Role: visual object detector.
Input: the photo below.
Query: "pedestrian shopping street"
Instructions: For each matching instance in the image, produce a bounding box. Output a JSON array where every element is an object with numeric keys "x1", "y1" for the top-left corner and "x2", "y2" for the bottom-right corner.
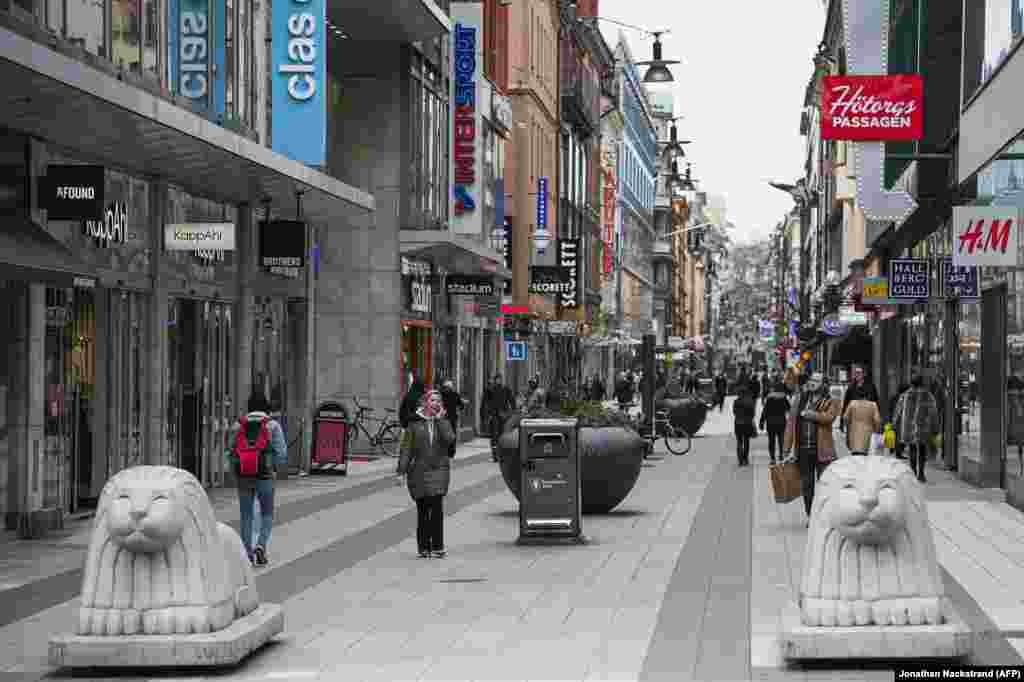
[{"x1": 2, "y1": 402, "x2": 1023, "y2": 682}]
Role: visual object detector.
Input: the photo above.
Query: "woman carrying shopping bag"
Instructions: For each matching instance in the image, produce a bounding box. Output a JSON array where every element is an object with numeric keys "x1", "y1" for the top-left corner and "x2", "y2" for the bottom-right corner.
[
  {"x1": 396, "y1": 390, "x2": 456, "y2": 558},
  {"x1": 783, "y1": 372, "x2": 841, "y2": 523}
]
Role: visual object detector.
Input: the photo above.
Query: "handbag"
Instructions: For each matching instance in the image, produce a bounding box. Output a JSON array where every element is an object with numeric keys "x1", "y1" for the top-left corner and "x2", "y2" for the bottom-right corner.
[
  {"x1": 769, "y1": 461, "x2": 801, "y2": 503},
  {"x1": 869, "y1": 432, "x2": 885, "y2": 457}
]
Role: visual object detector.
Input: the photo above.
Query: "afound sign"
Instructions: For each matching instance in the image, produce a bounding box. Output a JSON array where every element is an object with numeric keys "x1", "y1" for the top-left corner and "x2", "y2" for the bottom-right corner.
[{"x1": 43, "y1": 165, "x2": 105, "y2": 220}]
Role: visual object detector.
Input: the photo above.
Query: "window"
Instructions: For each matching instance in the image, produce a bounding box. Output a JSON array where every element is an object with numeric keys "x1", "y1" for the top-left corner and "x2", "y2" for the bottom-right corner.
[
  {"x1": 408, "y1": 49, "x2": 449, "y2": 229},
  {"x1": 111, "y1": 0, "x2": 142, "y2": 74},
  {"x1": 142, "y1": 0, "x2": 159, "y2": 79}
]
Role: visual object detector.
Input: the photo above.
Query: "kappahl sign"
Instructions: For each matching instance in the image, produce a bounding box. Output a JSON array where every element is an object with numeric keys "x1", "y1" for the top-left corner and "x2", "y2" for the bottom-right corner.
[
  {"x1": 271, "y1": 0, "x2": 326, "y2": 165},
  {"x1": 820, "y1": 75, "x2": 923, "y2": 141}
]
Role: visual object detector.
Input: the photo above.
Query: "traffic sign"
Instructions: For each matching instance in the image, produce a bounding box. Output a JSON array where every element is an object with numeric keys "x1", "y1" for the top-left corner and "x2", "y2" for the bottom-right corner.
[{"x1": 506, "y1": 341, "x2": 528, "y2": 361}]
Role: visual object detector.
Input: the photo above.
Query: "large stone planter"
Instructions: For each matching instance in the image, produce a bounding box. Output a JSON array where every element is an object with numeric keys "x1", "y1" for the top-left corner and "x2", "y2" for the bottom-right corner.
[
  {"x1": 655, "y1": 393, "x2": 709, "y2": 436},
  {"x1": 497, "y1": 425, "x2": 646, "y2": 514}
]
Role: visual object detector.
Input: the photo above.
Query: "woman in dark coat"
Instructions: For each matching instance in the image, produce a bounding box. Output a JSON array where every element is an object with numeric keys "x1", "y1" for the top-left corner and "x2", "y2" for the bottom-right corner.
[
  {"x1": 733, "y1": 387, "x2": 757, "y2": 467},
  {"x1": 396, "y1": 390, "x2": 455, "y2": 558}
]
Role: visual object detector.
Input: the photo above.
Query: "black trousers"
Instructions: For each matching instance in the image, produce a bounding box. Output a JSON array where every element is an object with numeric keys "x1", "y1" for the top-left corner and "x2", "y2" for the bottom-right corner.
[
  {"x1": 766, "y1": 427, "x2": 784, "y2": 462},
  {"x1": 799, "y1": 448, "x2": 829, "y2": 517},
  {"x1": 416, "y1": 495, "x2": 444, "y2": 552},
  {"x1": 907, "y1": 442, "x2": 928, "y2": 481},
  {"x1": 735, "y1": 432, "x2": 751, "y2": 464}
]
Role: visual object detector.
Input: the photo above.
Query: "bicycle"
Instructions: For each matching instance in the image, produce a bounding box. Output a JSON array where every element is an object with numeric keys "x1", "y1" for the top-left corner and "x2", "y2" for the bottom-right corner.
[
  {"x1": 347, "y1": 397, "x2": 402, "y2": 457},
  {"x1": 643, "y1": 409, "x2": 692, "y2": 456}
]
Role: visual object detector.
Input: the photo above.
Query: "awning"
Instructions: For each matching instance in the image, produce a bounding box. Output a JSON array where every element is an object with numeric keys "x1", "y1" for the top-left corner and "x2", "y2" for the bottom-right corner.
[
  {"x1": 0, "y1": 25, "x2": 373, "y2": 225},
  {"x1": 1, "y1": 215, "x2": 94, "y2": 286},
  {"x1": 400, "y1": 230, "x2": 511, "y2": 280},
  {"x1": 329, "y1": 0, "x2": 450, "y2": 42}
]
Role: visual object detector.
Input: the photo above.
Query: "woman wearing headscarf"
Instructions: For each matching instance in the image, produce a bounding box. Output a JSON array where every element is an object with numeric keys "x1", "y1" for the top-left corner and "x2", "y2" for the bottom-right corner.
[{"x1": 396, "y1": 390, "x2": 455, "y2": 558}]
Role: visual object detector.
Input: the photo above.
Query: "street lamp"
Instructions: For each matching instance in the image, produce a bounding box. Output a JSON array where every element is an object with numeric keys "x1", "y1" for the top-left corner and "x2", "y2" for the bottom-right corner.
[
  {"x1": 636, "y1": 31, "x2": 681, "y2": 83},
  {"x1": 661, "y1": 221, "x2": 717, "y2": 239},
  {"x1": 661, "y1": 116, "x2": 691, "y2": 164}
]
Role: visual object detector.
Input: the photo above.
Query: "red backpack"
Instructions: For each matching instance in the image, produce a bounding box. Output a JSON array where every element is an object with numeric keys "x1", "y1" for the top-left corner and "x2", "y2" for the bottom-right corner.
[{"x1": 234, "y1": 416, "x2": 271, "y2": 476}]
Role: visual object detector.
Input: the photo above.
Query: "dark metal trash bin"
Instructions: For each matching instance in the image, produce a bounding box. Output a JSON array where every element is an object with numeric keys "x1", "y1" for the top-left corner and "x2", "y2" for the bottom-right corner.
[
  {"x1": 517, "y1": 418, "x2": 584, "y2": 544},
  {"x1": 311, "y1": 402, "x2": 349, "y2": 475}
]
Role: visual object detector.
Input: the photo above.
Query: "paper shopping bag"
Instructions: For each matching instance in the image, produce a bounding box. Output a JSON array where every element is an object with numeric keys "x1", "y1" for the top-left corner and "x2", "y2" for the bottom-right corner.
[{"x1": 769, "y1": 461, "x2": 802, "y2": 504}]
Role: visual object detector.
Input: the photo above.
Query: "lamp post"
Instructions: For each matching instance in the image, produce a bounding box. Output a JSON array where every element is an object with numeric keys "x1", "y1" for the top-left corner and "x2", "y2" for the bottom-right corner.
[
  {"x1": 577, "y1": 16, "x2": 682, "y2": 83},
  {"x1": 660, "y1": 116, "x2": 690, "y2": 164}
]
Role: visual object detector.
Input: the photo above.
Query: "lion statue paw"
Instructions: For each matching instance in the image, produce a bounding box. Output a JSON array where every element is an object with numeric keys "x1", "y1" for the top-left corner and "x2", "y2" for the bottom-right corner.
[
  {"x1": 76, "y1": 466, "x2": 259, "y2": 635},
  {"x1": 800, "y1": 456, "x2": 947, "y2": 627}
]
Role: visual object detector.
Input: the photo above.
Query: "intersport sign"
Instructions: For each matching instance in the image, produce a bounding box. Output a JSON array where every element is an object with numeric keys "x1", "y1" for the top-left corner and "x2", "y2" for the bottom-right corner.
[{"x1": 820, "y1": 75, "x2": 923, "y2": 141}]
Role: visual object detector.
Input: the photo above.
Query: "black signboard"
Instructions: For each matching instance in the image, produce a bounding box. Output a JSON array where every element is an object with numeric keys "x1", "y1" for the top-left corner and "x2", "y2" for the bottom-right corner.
[
  {"x1": 259, "y1": 220, "x2": 306, "y2": 271},
  {"x1": 42, "y1": 165, "x2": 105, "y2": 220},
  {"x1": 446, "y1": 275, "x2": 495, "y2": 297},
  {"x1": 503, "y1": 218, "x2": 512, "y2": 270},
  {"x1": 529, "y1": 266, "x2": 572, "y2": 295},
  {"x1": 889, "y1": 258, "x2": 929, "y2": 301},
  {"x1": 557, "y1": 238, "x2": 580, "y2": 309},
  {"x1": 942, "y1": 258, "x2": 979, "y2": 299}
]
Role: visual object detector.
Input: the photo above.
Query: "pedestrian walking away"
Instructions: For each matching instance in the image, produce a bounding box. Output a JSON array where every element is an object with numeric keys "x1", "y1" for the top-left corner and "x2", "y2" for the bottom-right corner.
[
  {"x1": 226, "y1": 390, "x2": 288, "y2": 567},
  {"x1": 893, "y1": 371, "x2": 939, "y2": 483},
  {"x1": 482, "y1": 374, "x2": 514, "y2": 461},
  {"x1": 760, "y1": 381, "x2": 791, "y2": 464},
  {"x1": 396, "y1": 390, "x2": 456, "y2": 558},
  {"x1": 733, "y1": 387, "x2": 757, "y2": 466},
  {"x1": 784, "y1": 372, "x2": 840, "y2": 523},
  {"x1": 844, "y1": 389, "x2": 881, "y2": 457}
]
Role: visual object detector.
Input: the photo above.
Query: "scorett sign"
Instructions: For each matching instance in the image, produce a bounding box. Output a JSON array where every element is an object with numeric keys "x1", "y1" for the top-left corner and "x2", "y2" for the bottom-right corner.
[
  {"x1": 43, "y1": 165, "x2": 105, "y2": 221},
  {"x1": 528, "y1": 266, "x2": 572, "y2": 295},
  {"x1": 557, "y1": 238, "x2": 580, "y2": 309}
]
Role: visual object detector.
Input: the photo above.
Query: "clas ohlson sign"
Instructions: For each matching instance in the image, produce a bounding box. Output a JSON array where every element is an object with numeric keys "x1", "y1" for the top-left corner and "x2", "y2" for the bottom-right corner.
[{"x1": 272, "y1": 0, "x2": 326, "y2": 165}]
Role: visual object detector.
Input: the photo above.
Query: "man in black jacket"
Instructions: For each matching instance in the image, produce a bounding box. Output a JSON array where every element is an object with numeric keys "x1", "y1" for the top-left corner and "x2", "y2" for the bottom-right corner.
[
  {"x1": 481, "y1": 374, "x2": 514, "y2": 460},
  {"x1": 759, "y1": 381, "x2": 791, "y2": 464}
]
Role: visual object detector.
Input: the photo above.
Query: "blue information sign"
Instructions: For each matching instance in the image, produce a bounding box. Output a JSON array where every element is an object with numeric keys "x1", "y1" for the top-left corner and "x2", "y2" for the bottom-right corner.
[
  {"x1": 889, "y1": 258, "x2": 930, "y2": 301},
  {"x1": 272, "y1": 0, "x2": 326, "y2": 165},
  {"x1": 536, "y1": 178, "x2": 548, "y2": 230},
  {"x1": 506, "y1": 341, "x2": 528, "y2": 361},
  {"x1": 943, "y1": 258, "x2": 979, "y2": 299}
]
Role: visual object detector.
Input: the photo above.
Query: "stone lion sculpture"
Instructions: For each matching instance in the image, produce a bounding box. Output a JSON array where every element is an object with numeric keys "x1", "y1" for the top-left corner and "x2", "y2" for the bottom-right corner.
[
  {"x1": 77, "y1": 466, "x2": 259, "y2": 636},
  {"x1": 800, "y1": 456, "x2": 947, "y2": 627}
]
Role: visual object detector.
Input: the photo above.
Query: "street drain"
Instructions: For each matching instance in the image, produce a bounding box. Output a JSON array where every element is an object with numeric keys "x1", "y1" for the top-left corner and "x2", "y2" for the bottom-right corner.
[{"x1": 437, "y1": 577, "x2": 488, "y2": 583}]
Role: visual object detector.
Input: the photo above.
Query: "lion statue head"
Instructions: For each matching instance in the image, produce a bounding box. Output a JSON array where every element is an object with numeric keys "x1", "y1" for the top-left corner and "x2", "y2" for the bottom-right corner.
[
  {"x1": 77, "y1": 466, "x2": 258, "y2": 636},
  {"x1": 800, "y1": 456, "x2": 948, "y2": 627}
]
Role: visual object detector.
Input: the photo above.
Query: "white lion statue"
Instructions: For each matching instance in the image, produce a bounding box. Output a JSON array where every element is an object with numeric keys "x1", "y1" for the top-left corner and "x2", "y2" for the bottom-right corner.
[
  {"x1": 77, "y1": 466, "x2": 259, "y2": 636},
  {"x1": 800, "y1": 456, "x2": 948, "y2": 627}
]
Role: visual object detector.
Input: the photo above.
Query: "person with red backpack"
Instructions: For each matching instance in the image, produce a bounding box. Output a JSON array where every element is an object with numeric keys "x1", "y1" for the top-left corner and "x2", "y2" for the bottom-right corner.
[{"x1": 226, "y1": 391, "x2": 287, "y2": 566}]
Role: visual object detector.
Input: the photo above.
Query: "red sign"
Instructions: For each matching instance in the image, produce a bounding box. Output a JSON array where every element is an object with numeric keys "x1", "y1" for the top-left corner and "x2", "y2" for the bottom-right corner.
[
  {"x1": 820, "y1": 75, "x2": 923, "y2": 141},
  {"x1": 500, "y1": 304, "x2": 529, "y2": 315},
  {"x1": 602, "y1": 169, "x2": 616, "y2": 275}
]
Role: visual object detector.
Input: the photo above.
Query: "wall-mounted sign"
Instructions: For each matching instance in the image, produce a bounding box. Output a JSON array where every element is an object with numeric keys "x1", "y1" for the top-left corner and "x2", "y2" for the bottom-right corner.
[
  {"x1": 528, "y1": 266, "x2": 572, "y2": 295},
  {"x1": 174, "y1": 0, "x2": 211, "y2": 105},
  {"x1": 43, "y1": 165, "x2": 105, "y2": 220},
  {"x1": 889, "y1": 258, "x2": 929, "y2": 301},
  {"x1": 821, "y1": 315, "x2": 848, "y2": 337},
  {"x1": 557, "y1": 238, "x2": 580, "y2": 309},
  {"x1": 952, "y1": 206, "x2": 1020, "y2": 267},
  {"x1": 451, "y1": 2, "x2": 481, "y2": 225},
  {"x1": 840, "y1": 0, "x2": 917, "y2": 230},
  {"x1": 942, "y1": 258, "x2": 979, "y2": 299},
  {"x1": 838, "y1": 306, "x2": 868, "y2": 325},
  {"x1": 506, "y1": 340, "x2": 527, "y2": 361},
  {"x1": 83, "y1": 201, "x2": 132, "y2": 247},
  {"x1": 259, "y1": 220, "x2": 306, "y2": 276},
  {"x1": 271, "y1": 0, "x2": 326, "y2": 165},
  {"x1": 861, "y1": 276, "x2": 889, "y2": 305},
  {"x1": 537, "y1": 177, "x2": 548, "y2": 230},
  {"x1": 491, "y1": 91, "x2": 512, "y2": 133},
  {"x1": 502, "y1": 218, "x2": 512, "y2": 271},
  {"x1": 820, "y1": 75, "x2": 923, "y2": 142},
  {"x1": 410, "y1": 278, "x2": 432, "y2": 314},
  {"x1": 164, "y1": 223, "x2": 236, "y2": 251},
  {"x1": 603, "y1": 169, "x2": 616, "y2": 275},
  {"x1": 446, "y1": 275, "x2": 494, "y2": 297}
]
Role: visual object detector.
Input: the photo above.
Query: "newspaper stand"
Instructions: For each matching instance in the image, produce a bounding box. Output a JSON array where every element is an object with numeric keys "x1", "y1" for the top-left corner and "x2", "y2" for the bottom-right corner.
[{"x1": 311, "y1": 401, "x2": 349, "y2": 474}]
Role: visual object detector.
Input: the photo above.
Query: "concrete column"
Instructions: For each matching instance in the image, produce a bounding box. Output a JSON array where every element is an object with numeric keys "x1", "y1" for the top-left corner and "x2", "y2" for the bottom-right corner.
[
  {"x1": 5, "y1": 286, "x2": 29, "y2": 531},
  {"x1": 145, "y1": 182, "x2": 169, "y2": 466},
  {"x1": 26, "y1": 284, "x2": 46, "y2": 522},
  {"x1": 234, "y1": 203, "x2": 254, "y2": 415}
]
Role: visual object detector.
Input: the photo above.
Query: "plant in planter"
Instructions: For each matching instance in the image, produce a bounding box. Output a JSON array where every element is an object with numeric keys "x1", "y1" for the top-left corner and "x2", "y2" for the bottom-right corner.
[
  {"x1": 496, "y1": 401, "x2": 646, "y2": 514},
  {"x1": 655, "y1": 382, "x2": 709, "y2": 436}
]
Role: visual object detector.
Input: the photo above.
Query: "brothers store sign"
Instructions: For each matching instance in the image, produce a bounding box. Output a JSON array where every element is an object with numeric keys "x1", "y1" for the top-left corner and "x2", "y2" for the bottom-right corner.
[
  {"x1": 820, "y1": 75, "x2": 923, "y2": 142},
  {"x1": 259, "y1": 220, "x2": 306, "y2": 277},
  {"x1": 43, "y1": 165, "x2": 105, "y2": 220}
]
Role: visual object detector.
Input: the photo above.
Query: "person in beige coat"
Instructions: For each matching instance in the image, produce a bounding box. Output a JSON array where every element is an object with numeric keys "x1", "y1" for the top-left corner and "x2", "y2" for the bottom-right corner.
[
  {"x1": 844, "y1": 397, "x2": 881, "y2": 455},
  {"x1": 784, "y1": 372, "x2": 842, "y2": 521}
]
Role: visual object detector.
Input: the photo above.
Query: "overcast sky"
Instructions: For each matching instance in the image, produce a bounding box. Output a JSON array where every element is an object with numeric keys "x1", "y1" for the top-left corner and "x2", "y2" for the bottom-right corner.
[{"x1": 597, "y1": 0, "x2": 826, "y2": 244}]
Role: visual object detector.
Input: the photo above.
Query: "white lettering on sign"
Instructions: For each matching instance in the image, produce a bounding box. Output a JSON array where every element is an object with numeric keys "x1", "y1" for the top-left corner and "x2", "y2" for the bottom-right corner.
[
  {"x1": 83, "y1": 202, "x2": 130, "y2": 248},
  {"x1": 827, "y1": 84, "x2": 917, "y2": 119},
  {"x1": 55, "y1": 186, "x2": 95, "y2": 200},
  {"x1": 180, "y1": 12, "x2": 209, "y2": 99},
  {"x1": 279, "y1": 0, "x2": 318, "y2": 102},
  {"x1": 411, "y1": 279, "x2": 431, "y2": 313}
]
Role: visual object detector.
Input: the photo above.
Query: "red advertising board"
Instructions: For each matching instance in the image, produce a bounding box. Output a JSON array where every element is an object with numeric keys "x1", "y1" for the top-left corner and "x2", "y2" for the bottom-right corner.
[
  {"x1": 820, "y1": 75, "x2": 923, "y2": 141},
  {"x1": 312, "y1": 402, "x2": 349, "y2": 470}
]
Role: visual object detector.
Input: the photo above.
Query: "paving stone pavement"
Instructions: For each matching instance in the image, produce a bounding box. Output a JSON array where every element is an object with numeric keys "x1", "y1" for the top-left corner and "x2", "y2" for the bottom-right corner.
[{"x1": 2, "y1": 405, "x2": 1024, "y2": 680}]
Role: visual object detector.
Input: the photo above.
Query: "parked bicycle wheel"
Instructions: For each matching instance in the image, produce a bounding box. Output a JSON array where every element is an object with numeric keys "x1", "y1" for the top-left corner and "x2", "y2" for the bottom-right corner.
[
  {"x1": 378, "y1": 423, "x2": 402, "y2": 457},
  {"x1": 664, "y1": 426, "x2": 691, "y2": 456}
]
